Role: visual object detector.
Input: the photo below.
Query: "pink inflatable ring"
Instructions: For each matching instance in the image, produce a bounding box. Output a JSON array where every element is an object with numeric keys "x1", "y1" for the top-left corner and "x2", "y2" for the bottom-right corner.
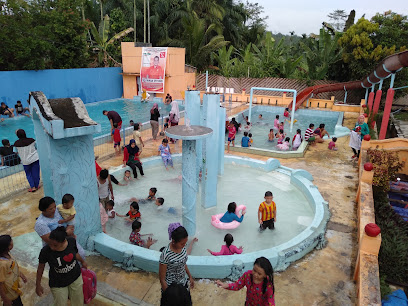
[{"x1": 211, "y1": 205, "x2": 246, "y2": 229}]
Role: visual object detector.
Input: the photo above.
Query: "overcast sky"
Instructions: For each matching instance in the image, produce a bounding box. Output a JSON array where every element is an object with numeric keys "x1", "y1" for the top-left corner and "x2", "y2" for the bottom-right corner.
[{"x1": 254, "y1": 0, "x2": 408, "y2": 35}]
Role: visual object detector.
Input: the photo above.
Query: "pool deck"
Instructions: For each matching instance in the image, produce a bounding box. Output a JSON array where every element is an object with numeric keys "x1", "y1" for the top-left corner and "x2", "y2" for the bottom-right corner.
[{"x1": 0, "y1": 113, "x2": 360, "y2": 305}]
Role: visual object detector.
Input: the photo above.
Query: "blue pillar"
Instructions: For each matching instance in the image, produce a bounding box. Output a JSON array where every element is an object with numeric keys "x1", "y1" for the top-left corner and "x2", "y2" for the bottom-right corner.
[
  {"x1": 185, "y1": 90, "x2": 202, "y2": 180},
  {"x1": 218, "y1": 107, "x2": 226, "y2": 175},
  {"x1": 201, "y1": 94, "x2": 219, "y2": 209},
  {"x1": 181, "y1": 139, "x2": 198, "y2": 236},
  {"x1": 29, "y1": 92, "x2": 102, "y2": 248}
]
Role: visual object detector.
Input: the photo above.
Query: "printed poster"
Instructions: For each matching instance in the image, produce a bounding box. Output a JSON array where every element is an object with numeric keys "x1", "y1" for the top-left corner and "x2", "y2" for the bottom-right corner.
[{"x1": 140, "y1": 47, "x2": 167, "y2": 93}]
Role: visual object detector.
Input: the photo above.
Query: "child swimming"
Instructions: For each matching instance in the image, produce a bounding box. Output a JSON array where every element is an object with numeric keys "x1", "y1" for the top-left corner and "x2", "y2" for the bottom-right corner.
[
  {"x1": 129, "y1": 220, "x2": 156, "y2": 248},
  {"x1": 220, "y1": 202, "x2": 245, "y2": 223},
  {"x1": 207, "y1": 233, "x2": 243, "y2": 256},
  {"x1": 117, "y1": 201, "x2": 141, "y2": 222},
  {"x1": 276, "y1": 130, "x2": 285, "y2": 144},
  {"x1": 268, "y1": 129, "x2": 274, "y2": 142},
  {"x1": 123, "y1": 170, "x2": 132, "y2": 183},
  {"x1": 148, "y1": 187, "x2": 157, "y2": 200},
  {"x1": 216, "y1": 257, "x2": 275, "y2": 305}
]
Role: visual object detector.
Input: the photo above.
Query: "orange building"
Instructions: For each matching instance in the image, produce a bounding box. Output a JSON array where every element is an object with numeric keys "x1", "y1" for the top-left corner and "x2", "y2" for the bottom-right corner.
[{"x1": 121, "y1": 43, "x2": 196, "y2": 100}]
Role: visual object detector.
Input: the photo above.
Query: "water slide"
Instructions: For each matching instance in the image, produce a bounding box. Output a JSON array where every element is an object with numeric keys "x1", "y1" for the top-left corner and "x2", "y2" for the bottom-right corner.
[{"x1": 288, "y1": 50, "x2": 408, "y2": 110}]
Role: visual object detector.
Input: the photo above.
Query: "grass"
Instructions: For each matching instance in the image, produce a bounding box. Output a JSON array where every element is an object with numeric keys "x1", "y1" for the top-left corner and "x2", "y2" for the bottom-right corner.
[{"x1": 393, "y1": 111, "x2": 408, "y2": 121}]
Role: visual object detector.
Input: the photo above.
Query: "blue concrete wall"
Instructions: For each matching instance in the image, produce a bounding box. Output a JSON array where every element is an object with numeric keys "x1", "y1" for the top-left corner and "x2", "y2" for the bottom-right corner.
[{"x1": 0, "y1": 67, "x2": 123, "y2": 107}]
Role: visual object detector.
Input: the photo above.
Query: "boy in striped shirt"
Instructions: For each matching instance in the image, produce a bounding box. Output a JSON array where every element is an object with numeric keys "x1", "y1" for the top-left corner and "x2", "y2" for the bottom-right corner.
[
  {"x1": 304, "y1": 123, "x2": 316, "y2": 143},
  {"x1": 258, "y1": 191, "x2": 277, "y2": 232}
]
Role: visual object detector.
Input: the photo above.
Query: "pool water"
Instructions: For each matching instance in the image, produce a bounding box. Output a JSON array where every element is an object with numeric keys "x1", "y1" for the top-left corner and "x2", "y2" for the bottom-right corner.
[
  {"x1": 0, "y1": 99, "x2": 183, "y2": 143},
  {"x1": 228, "y1": 106, "x2": 341, "y2": 151},
  {"x1": 107, "y1": 163, "x2": 314, "y2": 255}
]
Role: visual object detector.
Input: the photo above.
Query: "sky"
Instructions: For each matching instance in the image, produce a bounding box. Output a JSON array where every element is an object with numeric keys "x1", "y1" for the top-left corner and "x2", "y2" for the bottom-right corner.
[{"x1": 254, "y1": 0, "x2": 408, "y2": 35}]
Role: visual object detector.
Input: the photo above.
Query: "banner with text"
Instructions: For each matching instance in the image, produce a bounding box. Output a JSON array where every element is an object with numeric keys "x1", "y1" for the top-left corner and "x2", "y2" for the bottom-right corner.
[{"x1": 140, "y1": 47, "x2": 167, "y2": 93}]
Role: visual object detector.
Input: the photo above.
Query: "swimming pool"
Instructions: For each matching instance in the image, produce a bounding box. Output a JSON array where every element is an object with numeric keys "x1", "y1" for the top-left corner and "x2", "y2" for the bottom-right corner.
[
  {"x1": 228, "y1": 106, "x2": 348, "y2": 152},
  {"x1": 0, "y1": 98, "x2": 184, "y2": 143}
]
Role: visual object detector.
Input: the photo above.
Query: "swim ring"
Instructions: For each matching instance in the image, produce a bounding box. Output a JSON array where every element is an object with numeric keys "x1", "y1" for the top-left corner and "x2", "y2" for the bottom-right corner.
[{"x1": 211, "y1": 205, "x2": 246, "y2": 230}]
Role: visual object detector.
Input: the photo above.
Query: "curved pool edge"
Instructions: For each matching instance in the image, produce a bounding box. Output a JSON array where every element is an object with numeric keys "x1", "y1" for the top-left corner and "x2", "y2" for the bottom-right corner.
[{"x1": 90, "y1": 155, "x2": 330, "y2": 278}]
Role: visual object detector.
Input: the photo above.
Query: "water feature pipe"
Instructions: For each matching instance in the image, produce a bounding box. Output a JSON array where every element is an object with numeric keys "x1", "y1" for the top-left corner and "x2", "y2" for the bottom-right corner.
[
  {"x1": 249, "y1": 87, "x2": 297, "y2": 132},
  {"x1": 205, "y1": 71, "x2": 209, "y2": 92},
  {"x1": 379, "y1": 74, "x2": 396, "y2": 140},
  {"x1": 343, "y1": 86, "x2": 347, "y2": 103}
]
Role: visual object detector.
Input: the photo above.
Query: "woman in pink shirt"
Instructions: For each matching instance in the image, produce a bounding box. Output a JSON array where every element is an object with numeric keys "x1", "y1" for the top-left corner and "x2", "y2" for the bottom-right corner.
[{"x1": 207, "y1": 234, "x2": 243, "y2": 256}]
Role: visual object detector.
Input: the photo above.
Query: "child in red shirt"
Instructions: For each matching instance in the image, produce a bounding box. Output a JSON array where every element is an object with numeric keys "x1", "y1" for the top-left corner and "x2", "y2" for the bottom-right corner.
[
  {"x1": 113, "y1": 123, "x2": 121, "y2": 155},
  {"x1": 227, "y1": 122, "x2": 236, "y2": 153},
  {"x1": 117, "y1": 201, "x2": 140, "y2": 222},
  {"x1": 328, "y1": 137, "x2": 338, "y2": 151},
  {"x1": 217, "y1": 257, "x2": 275, "y2": 305}
]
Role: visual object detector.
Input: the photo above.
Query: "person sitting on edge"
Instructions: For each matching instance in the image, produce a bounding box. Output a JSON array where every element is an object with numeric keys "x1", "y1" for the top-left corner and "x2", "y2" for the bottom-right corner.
[
  {"x1": 0, "y1": 102, "x2": 14, "y2": 118},
  {"x1": 304, "y1": 123, "x2": 316, "y2": 144},
  {"x1": 14, "y1": 101, "x2": 29, "y2": 117},
  {"x1": 0, "y1": 139, "x2": 20, "y2": 166},
  {"x1": 241, "y1": 132, "x2": 250, "y2": 148},
  {"x1": 117, "y1": 201, "x2": 141, "y2": 222},
  {"x1": 220, "y1": 202, "x2": 245, "y2": 223},
  {"x1": 207, "y1": 233, "x2": 243, "y2": 256},
  {"x1": 129, "y1": 220, "x2": 156, "y2": 248},
  {"x1": 258, "y1": 191, "x2": 277, "y2": 232}
]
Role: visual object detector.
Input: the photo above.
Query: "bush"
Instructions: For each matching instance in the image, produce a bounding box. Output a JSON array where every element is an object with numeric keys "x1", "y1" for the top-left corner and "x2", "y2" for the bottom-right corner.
[
  {"x1": 373, "y1": 186, "x2": 408, "y2": 285},
  {"x1": 367, "y1": 148, "x2": 404, "y2": 191}
]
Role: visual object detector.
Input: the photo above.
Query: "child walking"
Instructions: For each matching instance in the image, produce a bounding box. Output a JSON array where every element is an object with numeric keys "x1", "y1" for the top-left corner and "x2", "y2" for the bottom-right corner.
[
  {"x1": 0, "y1": 235, "x2": 28, "y2": 306},
  {"x1": 129, "y1": 220, "x2": 156, "y2": 248},
  {"x1": 113, "y1": 123, "x2": 121, "y2": 155},
  {"x1": 57, "y1": 194, "x2": 76, "y2": 231},
  {"x1": 227, "y1": 122, "x2": 236, "y2": 153},
  {"x1": 106, "y1": 200, "x2": 116, "y2": 218},
  {"x1": 273, "y1": 115, "x2": 279, "y2": 130},
  {"x1": 158, "y1": 139, "x2": 173, "y2": 170},
  {"x1": 207, "y1": 233, "x2": 243, "y2": 256},
  {"x1": 216, "y1": 257, "x2": 275, "y2": 305},
  {"x1": 133, "y1": 123, "x2": 144, "y2": 154},
  {"x1": 258, "y1": 191, "x2": 277, "y2": 232}
]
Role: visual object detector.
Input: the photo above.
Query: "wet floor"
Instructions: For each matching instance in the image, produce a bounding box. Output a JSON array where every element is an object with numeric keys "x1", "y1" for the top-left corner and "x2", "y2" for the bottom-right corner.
[{"x1": 0, "y1": 112, "x2": 360, "y2": 305}]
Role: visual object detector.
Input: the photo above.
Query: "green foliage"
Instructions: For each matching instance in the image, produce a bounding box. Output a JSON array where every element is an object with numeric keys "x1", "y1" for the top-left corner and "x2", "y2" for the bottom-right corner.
[
  {"x1": 0, "y1": 0, "x2": 90, "y2": 70},
  {"x1": 379, "y1": 275, "x2": 392, "y2": 300},
  {"x1": 367, "y1": 149, "x2": 404, "y2": 191},
  {"x1": 90, "y1": 14, "x2": 134, "y2": 67},
  {"x1": 373, "y1": 186, "x2": 408, "y2": 284},
  {"x1": 299, "y1": 29, "x2": 342, "y2": 80}
]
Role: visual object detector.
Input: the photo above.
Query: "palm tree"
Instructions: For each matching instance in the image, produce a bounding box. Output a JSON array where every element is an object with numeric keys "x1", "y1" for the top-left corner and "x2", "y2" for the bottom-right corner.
[
  {"x1": 300, "y1": 28, "x2": 342, "y2": 80},
  {"x1": 90, "y1": 15, "x2": 134, "y2": 67}
]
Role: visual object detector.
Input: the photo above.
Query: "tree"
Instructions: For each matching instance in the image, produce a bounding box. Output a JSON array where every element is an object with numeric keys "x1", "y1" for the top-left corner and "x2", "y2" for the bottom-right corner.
[
  {"x1": 90, "y1": 15, "x2": 134, "y2": 66},
  {"x1": 327, "y1": 9, "x2": 348, "y2": 32},
  {"x1": 300, "y1": 29, "x2": 342, "y2": 80},
  {"x1": 370, "y1": 12, "x2": 408, "y2": 50},
  {"x1": 338, "y1": 17, "x2": 396, "y2": 79},
  {"x1": 343, "y1": 9, "x2": 355, "y2": 32}
]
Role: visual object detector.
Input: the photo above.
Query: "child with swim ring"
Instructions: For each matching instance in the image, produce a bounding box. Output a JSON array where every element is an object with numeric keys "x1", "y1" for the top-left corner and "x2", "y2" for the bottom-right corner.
[{"x1": 220, "y1": 202, "x2": 245, "y2": 223}]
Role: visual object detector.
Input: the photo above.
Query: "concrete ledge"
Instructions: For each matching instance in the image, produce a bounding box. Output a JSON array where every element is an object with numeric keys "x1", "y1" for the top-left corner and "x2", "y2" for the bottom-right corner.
[{"x1": 93, "y1": 155, "x2": 330, "y2": 278}]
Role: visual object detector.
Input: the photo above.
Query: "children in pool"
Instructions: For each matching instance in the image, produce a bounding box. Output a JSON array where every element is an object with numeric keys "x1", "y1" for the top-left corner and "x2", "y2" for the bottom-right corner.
[{"x1": 220, "y1": 202, "x2": 245, "y2": 223}]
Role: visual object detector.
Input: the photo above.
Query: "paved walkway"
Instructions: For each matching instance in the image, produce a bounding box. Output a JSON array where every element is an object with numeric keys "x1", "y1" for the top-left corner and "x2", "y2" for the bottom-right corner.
[{"x1": 0, "y1": 112, "x2": 360, "y2": 305}]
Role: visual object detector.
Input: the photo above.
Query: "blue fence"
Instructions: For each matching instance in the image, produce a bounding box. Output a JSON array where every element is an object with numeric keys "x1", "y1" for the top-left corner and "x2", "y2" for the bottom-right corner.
[{"x1": 0, "y1": 67, "x2": 123, "y2": 107}]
